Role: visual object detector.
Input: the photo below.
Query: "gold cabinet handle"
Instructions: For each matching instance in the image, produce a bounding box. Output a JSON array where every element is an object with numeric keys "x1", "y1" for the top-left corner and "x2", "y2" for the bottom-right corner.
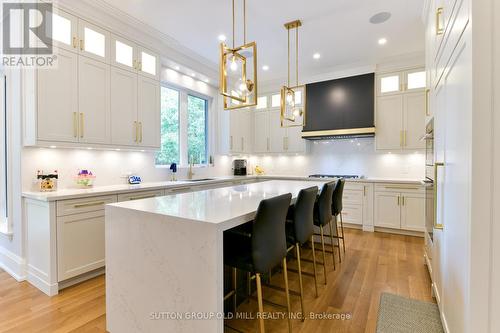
[
  {"x1": 73, "y1": 112, "x2": 78, "y2": 138},
  {"x1": 436, "y1": 7, "x2": 444, "y2": 35},
  {"x1": 425, "y1": 88, "x2": 430, "y2": 116},
  {"x1": 133, "y1": 59, "x2": 137, "y2": 70},
  {"x1": 80, "y1": 39, "x2": 84, "y2": 51},
  {"x1": 140, "y1": 122, "x2": 143, "y2": 143},
  {"x1": 139, "y1": 61, "x2": 143, "y2": 71},
  {"x1": 363, "y1": 186, "x2": 366, "y2": 196},
  {"x1": 397, "y1": 196, "x2": 400, "y2": 206},
  {"x1": 79, "y1": 113, "x2": 84, "y2": 138},
  {"x1": 402, "y1": 196, "x2": 405, "y2": 206},
  {"x1": 72, "y1": 36, "x2": 78, "y2": 49},
  {"x1": 134, "y1": 121, "x2": 138, "y2": 142},
  {"x1": 128, "y1": 195, "x2": 156, "y2": 201},
  {"x1": 434, "y1": 162, "x2": 445, "y2": 229},
  {"x1": 74, "y1": 201, "x2": 105, "y2": 208},
  {"x1": 385, "y1": 186, "x2": 420, "y2": 190}
]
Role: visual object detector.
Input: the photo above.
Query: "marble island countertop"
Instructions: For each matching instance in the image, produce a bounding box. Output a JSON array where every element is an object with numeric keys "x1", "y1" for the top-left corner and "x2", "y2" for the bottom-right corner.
[{"x1": 22, "y1": 175, "x2": 424, "y2": 202}]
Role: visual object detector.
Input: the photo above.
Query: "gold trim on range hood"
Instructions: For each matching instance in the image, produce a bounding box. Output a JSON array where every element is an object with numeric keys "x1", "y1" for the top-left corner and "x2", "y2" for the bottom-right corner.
[{"x1": 301, "y1": 127, "x2": 376, "y2": 138}]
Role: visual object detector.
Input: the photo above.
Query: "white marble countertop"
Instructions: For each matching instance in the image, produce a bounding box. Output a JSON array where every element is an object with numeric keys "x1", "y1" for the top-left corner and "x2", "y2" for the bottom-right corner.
[
  {"x1": 108, "y1": 180, "x2": 328, "y2": 229},
  {"x1": 22, "y1": 174, "x2": 423, "y2": 202}
]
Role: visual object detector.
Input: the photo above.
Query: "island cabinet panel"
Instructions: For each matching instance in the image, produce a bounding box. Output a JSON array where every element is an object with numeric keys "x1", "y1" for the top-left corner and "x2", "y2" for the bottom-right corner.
[{"x1": 57, "y1": 210, "x2": 107, "y2": 281}]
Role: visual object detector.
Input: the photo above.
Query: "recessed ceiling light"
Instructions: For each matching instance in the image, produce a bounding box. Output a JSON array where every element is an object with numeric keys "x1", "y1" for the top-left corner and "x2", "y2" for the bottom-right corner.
[
  {"x1": 378, "y1": 38, "x2": 387, "y2": 45},
  {"x1": 218, "y1": 34, "x2": 227, "y2": 42},
  {"x1": 204, "y1": 78, "x2": 210, "y2": 83},
  {"x1": 313, "y1": 53, "x2": 321, "y2": 60},
  {"x1": 369, "y1": 12, "x2": 391, "y2": 24},
  {"x1": 262, "y1": 65, "x2": 269, "y2": 71},
  {"x1": 191, "y1": 73, "x2": 196, "y2": 77},
  {"x1": 174, "y1": 66, "x2": 180, "y2": 70},
  {"x1": 49, "y1": 145, "x2": 57, "y2": 149}
]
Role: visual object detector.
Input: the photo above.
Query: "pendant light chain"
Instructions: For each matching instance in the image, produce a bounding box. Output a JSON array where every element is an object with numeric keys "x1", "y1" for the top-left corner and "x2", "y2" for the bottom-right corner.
[
  {"x1": 296, "y1": 25, "x2": 299, "y2": 87},
  {"x1": 243, "y1": 0, "x2": 246, "y2": 45},
  {"x1": 287, "y1": 28, "x2": 290, "y2": 87}
]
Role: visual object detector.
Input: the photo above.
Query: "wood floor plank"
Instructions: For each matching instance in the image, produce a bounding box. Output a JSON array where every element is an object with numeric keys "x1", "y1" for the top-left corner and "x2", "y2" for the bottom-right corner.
[{"x1": 0, "y1": 229, "x2": 433, "y2": 333}]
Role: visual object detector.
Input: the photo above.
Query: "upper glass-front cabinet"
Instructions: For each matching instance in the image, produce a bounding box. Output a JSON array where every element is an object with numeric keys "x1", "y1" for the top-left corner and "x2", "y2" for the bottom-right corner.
[
  {"x1": 377, "y1": 69, "x2": 426, "y2": 95},
  {"x1": 49, "y1": 9, "x2": 78, "y2": 52},
  {"x1": 138, "y1": 47, "x2": 159, "y2": 79},
  {"x1": 405, "y1": 70, "x2": 426, "y2": 91},
  {"x1": 111, "y1": 37, "x2": 159, "y2": 79},
  {"x1": 111, "y1": 35, "x2": 137, "y2": 71},
  {"x1": 78, "y1": 20, "x2": 110, "y2": 63}
]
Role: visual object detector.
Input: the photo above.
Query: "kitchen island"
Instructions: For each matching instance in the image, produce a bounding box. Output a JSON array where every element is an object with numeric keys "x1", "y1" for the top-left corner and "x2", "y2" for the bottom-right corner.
[{"x1": 105, "y1": 180, "x2": 328, "y2": 333}]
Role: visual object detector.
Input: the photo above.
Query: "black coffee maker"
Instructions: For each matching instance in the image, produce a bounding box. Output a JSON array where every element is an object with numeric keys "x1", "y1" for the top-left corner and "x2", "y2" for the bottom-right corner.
[{"x1": 233, "y1": 159, "x2": 247, "y2": 176}]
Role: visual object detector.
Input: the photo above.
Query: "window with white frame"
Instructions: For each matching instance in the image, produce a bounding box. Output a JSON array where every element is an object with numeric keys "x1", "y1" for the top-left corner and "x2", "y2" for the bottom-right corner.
[
  {"x1": 155, "y1": 85, "x2": 209, "y2": 166},
  {"x1": 0, "y1": 70, "x2": 8, "y2": 228}
]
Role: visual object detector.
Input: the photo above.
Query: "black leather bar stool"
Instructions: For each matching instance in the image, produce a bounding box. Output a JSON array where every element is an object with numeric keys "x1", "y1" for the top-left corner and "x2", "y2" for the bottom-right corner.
[
  {"x1": 224, "y1": 193, "x2": 293, "y2": 333},
  {"x1": 313, "y1": 182, "x2": 337, "y2": 279},
  {"x1": 284, "y1": 186, "x2": 319, "y2": 320},
  {"x1": 332, "y1": 179, "x2": 346, "y2": 257}
]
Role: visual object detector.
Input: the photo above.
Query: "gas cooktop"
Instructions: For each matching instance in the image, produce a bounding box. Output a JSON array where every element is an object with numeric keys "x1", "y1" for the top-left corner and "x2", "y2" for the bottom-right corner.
[{"x1": 308, "y1": 174, "x2": 361, "y2": 179}]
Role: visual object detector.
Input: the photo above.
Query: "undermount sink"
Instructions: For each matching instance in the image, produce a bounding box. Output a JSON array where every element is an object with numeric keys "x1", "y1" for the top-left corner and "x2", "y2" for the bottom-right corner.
[{"x1": 183, "y1": 178, "x2": 215, "y2": 182}]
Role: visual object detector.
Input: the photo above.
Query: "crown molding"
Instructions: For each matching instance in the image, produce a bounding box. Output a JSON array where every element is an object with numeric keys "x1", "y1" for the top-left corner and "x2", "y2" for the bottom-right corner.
[{"x1": 53, "y1": 0, "x2": 219, "y2": 81}]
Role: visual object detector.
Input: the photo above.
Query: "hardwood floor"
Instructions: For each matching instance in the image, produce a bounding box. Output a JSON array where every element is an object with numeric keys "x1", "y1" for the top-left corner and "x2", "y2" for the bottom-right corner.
[{"x1": 0, "y1": 229, "x2": 433, "y2": 333}]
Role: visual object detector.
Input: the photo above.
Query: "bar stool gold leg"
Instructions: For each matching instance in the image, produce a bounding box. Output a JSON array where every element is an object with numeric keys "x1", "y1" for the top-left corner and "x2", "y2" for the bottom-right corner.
[
  {"x1": 247, "y1": 272, "x2": 252, "y2": 303},
  {"x1": 296, "y1": 243, "x2": 305, "y2": 322},
  {"x1": 328, "y1": 220, "x2": 338, "y2": 265},
  {"x1": 255, "y1": 273, "x2": 265, "y2": 333},
  {"x1": 320, "y1": 226, "x2": 329, "y2": 283},
  {"x1": 232, "y1": 268, "x2": 237, "y2": 314},
  {"x1": 310, "y1": 236, "x2": 319, "y2": 297},
  {"x1": 340, "y1": 213, "x2": 346, "y2": 254},
  {"x1": 282, "y1": 258, "x2": 292, "y2": 333}
]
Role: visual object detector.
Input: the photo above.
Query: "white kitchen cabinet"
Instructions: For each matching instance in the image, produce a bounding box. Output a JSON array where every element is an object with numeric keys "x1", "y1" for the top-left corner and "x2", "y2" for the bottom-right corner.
[
  {"x1": 403, "y1": 92, "x2": 426, "y2": 150},
  {"x1": 23, "y1": 7, "x2": 160, "y2": 150},
  {"x1": 78, "y1": 20, "x2": 110, "y2": 63},
  {"x1": 78, "y1": 56, "x2": 111, "y2": 144},
  {"x1": 49, "y1": 8, "x2": 79, "y2": 53},
  {"x1": 269, "y1": 110, "x2": 287, "y2": 152},
  {"x1": 137, "y1": 76, "x2": 161, "y2": 148},
  {"x1": 111, "y1": 67, "x2": 138, "y2": 146},
  {"x1": 253, "y1": 111, "x2": 269, "y2": 153},
  {"x1": 374, "y1": 192, "x2": 402, "y2": 229},
  {"x1": 57, "y1": 210, "x2": 106, "y2": 281},
  {"x1": 376, "y1": 70, "x2": 426, "y2": 151},
  {"x1": 227, "y1": 110, "x2": 252, "y2": 153},
  {"x1": 400, "y1": 192, "x2": 426, "y2": 231},
  {"x1": 377, "y1": 73, "x2": 403, "y2": 96},
  {"x1": 37, "y1": 49, "x2": 79, "y2": 143},
  {"x1": 376, "y1": 95, "x2": 404, "y2": 150},
  {"x1": 374, "y1": 184, "x2": 425, "y2": 231}
]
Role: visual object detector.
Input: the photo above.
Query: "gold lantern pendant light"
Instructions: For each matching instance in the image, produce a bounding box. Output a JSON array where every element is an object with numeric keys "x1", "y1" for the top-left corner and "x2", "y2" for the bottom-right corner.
[
  {"x1": 280, "y1": 20, "x2": 306, "y2": 128},
  {"x1": 219, "y1": 0, "x2": 258, "y2": 110}
]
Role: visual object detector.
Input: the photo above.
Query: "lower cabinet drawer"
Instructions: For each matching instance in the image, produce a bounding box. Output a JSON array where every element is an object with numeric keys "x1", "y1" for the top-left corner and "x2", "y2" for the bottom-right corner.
[
  {"x1": 341, "y1": 205, "x2": 362, "y2": 225},
  {"x1": 117, "y1": 189, "x2": 164, "y2": 202},
  {"x1": 342, "y1": 189, "x2": 363, "y2": 205},
  {"x1": 57, "y1": 195, "x2": 117, "y2": 217},
  {"x1": 57, "y1": 210, "x2": 106, "y2": 281}
]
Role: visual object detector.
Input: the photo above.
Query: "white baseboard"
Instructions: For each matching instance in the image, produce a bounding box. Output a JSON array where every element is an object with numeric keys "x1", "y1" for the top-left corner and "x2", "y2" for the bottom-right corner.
[
  {"x1": 27, "y1": 264, "x2": 58, "y2": 296},
  {"x1": 0, "y1": 245, "x2": 26, "y2": 281}
]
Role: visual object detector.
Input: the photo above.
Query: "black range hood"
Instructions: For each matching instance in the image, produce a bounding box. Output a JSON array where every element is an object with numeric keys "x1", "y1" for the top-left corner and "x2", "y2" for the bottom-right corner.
[{"x1": 302, "y1": 73, "x2": 375, "y2": 140}]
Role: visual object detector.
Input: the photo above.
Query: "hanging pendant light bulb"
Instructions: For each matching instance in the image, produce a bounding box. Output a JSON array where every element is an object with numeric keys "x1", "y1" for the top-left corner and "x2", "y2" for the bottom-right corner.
[{"x1": 219, "y1": 0, "x2": 258, "y2": 110}]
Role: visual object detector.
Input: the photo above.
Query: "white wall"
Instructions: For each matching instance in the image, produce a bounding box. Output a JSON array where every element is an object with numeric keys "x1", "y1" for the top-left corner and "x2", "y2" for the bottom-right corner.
[{"x1": 244, "y1": 138, "x2": 424, "y2": 179}]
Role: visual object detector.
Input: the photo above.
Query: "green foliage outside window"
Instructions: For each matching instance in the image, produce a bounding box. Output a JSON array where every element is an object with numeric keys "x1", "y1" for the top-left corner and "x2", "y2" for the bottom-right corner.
[
  {"x1": 155, "y1": 87, "x2": 179, "y2": 165},
  {"x1": 187, "y1": 95, "x2": 207, "y2": 165}
]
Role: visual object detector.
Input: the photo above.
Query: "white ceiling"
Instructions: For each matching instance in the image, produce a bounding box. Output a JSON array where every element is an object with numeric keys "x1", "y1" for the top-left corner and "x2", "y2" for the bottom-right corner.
[{"x1": 100, "y1": 0, "x2": 424, "y2": 83}]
